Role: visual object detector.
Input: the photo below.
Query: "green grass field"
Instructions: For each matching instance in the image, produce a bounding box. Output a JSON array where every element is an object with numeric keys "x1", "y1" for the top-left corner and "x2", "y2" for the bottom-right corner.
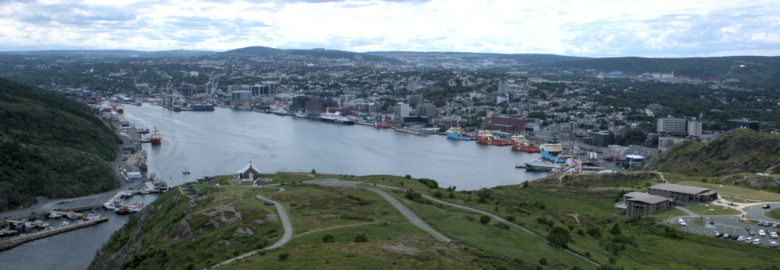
[
  {"x1": 677, "y1": 181, "x2": 780, "y2": 202},
  {"x1": 680, "y1": 205, "x2": 741, "y2": 216},
  {"x1": 766, "y1": 208, "x2": 780, "y2": 220}
]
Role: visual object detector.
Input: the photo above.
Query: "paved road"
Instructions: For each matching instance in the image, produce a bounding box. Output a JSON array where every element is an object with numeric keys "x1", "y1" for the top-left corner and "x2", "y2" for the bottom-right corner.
[
  {"x1": 304, "y1": 178, "x2": 451, "y2": 242},
  {"x1": 743, "y1": 203, "x2": 780, "y2": 222},
  {"x1": 211, "y1": 189, "x2": 292, "y2": 268}
]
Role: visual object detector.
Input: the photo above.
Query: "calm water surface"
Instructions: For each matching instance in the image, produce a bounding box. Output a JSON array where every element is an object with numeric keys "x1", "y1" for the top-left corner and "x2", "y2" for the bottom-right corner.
[{"x1": 0, "y1": 105, "x2": 546, "y2": 269}]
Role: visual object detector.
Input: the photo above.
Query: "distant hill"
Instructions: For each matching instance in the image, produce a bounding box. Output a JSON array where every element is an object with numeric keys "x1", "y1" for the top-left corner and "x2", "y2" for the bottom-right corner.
[
  {"x1": 0, "y1": 78, "x2": 120, "y2": 211},
  {"x1": 639, "y1": 129, "x2": 780, "y2": 176},
  {"x1": 221, "y1": 46, "x2": 402, "y2": 64},
  {"x1": 545, "y1": 56, "x2": 780, "y2": 82},
  {"x1": 367, "y1": 51, "x2": 587, "y2": 64}
]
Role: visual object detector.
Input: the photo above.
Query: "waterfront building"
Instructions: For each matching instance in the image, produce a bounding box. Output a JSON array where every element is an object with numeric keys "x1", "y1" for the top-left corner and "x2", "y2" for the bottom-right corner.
[{"x1": 394, "y1": 102, "x2": 410, "y2": 120}]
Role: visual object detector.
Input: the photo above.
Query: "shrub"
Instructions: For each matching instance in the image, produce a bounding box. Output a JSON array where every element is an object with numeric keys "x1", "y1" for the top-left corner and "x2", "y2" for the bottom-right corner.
[
  {"x1": 480, "y1": 215, "x2": 491, "y2": 225},
  {"x1": 433, "y1": 190, "x2": 443, "y2": 198},
  {"x1": 322, "y1": 234, "x2": 335, "y2": 243},
  {"x1": 405, "y1": 174, "x2": 411, "y2": 179},
  {"x1": 278, "y1": 251, "x2": 289, "y2": 261},
  {"x1": 539, "y1": 257, "x2": 547, "y2": 265},
  {"x1": 548, "y1": 226, "x2": 571, "y2": 248},
  {"x1": 354, "y1": 232, "x2": 368, "y2": 243},
  {"x1": 610, "y1": 223, "x2": 621, "y2": 235},
  {"x1": 311, "y1": 169, "x2": 316, "y2": 173},
  {"x1": 417, "y1": 178, "x2": 438, "y2": 189}
]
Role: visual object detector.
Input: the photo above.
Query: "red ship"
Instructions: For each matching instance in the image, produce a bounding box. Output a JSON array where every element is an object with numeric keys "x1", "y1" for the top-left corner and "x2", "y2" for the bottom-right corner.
[
  {"x1": 476, "y1": 130, "x2": 511, "y2": 146},
  {"x1": 511, "y1": 135, "x2": 540, "y2": 152},
  {"x1": 374, "y1": 122, "x2": 391, "y2": 129},
  {"x1": 150, "y1": 128, "x2": 162, "y2": 145}
]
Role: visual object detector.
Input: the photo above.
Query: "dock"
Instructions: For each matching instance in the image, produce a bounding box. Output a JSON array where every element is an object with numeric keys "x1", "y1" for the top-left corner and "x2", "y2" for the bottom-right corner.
[
  {"x1": 0, "y1": 217, "x2": 109, "y2": 252},
  {"x1": 515, "y1": 163, "x2": 526, "y2": 169},
  {"x1": 392, "y1": 127, "x2": 428, "y2": 137}
]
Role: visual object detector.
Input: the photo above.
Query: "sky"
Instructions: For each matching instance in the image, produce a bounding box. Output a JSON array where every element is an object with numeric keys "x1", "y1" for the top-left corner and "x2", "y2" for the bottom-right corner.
[{"x1": 1, "y1": 0, "x2": 779, "y2": 57}]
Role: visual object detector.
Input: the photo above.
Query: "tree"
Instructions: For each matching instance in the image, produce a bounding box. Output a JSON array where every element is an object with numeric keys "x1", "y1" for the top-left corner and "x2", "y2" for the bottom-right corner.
[
  {"x1": 548, "y1": 226, "x2": 571, "y2": 248},
  {"x1": 322, "y1": 234, "x2": 335, "y2": 243},
  {"x1": 354, "y1": 232, "x2": 368, "y2": 242},
  {"x1": 480, "y1": 215, "x2": 491, "y2": 225},
  {"x1": 611, "y1": 223, "x2": 622, "y2": 235}
]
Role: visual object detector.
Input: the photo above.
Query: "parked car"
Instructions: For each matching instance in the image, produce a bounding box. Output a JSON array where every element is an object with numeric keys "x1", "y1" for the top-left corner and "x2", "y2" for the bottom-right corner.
[
  {"x1": 731, "y1": 234, "x2": 739, "y2": 240},
  {"x1": 737, "y1": 235, "x2": 746, "y2": 241},
  {"x1": 757, "y1": 221, "x2": 765, "y2": 226},
  {"x1": 762, "y1": 204, "x2": 771, "y2": 209},
  {"x1": 263, "y1": 201, "x2": 275, "y2": 206},
  {"x1": 746, "y1": 236, "x2": 754, "y2": 243},
  {"x1": 772, "y1": 223, "x2": 779, "y2": 228},
  {"x1": 708, "y1": 219, "x2": 715, "y2": 225},
  {"x1": 769, "y1": 241, "x2": 779, "y2": 248},
  {"x1": 770, "y1": 231, "x2": 778, "y2": 239},
  {"x1": 714, "y1": 231, "x2": 722, "y2": 237},
  {"x1": 759, "y1": 229, "x2": 766, "y2": 237},
  {"x1": 753, "y1": 238, "x2": 763, "y2": 245},
  {"x1": 677, "y1": 219, "x2": 687, "y2": 226},
  {"x1": 723, "y1": 233, "x2": 731, "y2": 239},
  {"x1": 748, "y1": 229, "x2": 756, "y2": 235}
]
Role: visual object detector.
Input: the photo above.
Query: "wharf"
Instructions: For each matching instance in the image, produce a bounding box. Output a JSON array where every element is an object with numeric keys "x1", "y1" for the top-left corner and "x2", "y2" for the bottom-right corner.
[
  {"x1": 392, "y1": 127, "x2": 428, "y2": 137},
  {"x1": 0, "y1": 217, "x2": 109, "y2": 252}
]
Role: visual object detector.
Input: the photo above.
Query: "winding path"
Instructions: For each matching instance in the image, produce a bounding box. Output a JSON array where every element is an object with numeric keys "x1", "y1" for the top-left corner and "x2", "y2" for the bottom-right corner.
[
  {"x1": 304, "y1": 178, "x2": 451, "y2": 242},
  {"x1": 211, "y1": 189, "x2": 291, "y2": 269}
]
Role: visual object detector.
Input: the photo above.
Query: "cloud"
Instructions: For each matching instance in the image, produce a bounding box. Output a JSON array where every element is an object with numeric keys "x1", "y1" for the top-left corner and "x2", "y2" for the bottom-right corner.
[{"x1": 0, "y1": 0, "x2": 777, "y2": 57}]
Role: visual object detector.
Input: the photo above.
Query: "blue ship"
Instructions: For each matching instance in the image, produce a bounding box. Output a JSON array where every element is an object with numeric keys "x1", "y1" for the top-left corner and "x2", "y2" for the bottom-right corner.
[
  {"x1": 446, "y1": 127, "x2": 474, "y2": 140},
  {"x1": 540, "y1": 143, "x2": 566, "y2": 163}
]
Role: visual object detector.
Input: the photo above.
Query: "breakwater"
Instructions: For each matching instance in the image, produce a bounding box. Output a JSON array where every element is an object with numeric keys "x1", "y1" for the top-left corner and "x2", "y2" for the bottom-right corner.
[{"x1": 0, "y1": 217, "x2": 109, "y2": 252}]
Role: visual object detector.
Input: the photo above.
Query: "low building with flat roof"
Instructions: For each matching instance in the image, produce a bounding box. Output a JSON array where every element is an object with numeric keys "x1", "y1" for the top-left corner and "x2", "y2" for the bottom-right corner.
[
  {"x1": 648, "y1": 183, "x2": 718, "y2": 204},
  {"x1": 617, "y1": 192, "x2": 674, "y2": 216}
]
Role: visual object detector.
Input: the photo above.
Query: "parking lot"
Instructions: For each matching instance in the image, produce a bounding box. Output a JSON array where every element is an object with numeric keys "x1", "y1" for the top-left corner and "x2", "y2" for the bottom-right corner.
[{"x1": 673, "y1": 203, "x2": 780, "y2": 248}]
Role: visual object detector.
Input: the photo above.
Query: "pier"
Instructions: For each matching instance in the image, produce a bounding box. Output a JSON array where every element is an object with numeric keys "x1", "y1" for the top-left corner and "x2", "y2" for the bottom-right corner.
[{"x1": 0, "y1": 217, "x2": 109, "y2": 252}]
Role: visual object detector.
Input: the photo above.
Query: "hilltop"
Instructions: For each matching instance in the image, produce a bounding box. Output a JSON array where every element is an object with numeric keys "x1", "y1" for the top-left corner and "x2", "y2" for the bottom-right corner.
[
  {"x1": 92, "y1": 169, "x2": 780, "y2": 270},
  {"x1": 639, "y1": 129, "x2": 780, "y2": 176},
  {"x1": 545, "y1": 56, "x2": 780, "y2": 82},
  {"x1": 0, "y1": 77, "x2": 120, "y2": 211},
  {"x1": 221, "y1": 46, "x2": 403, "y2": 64}
]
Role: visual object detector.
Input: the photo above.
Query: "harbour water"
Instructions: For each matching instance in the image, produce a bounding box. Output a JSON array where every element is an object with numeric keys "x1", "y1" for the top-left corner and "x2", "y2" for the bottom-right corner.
[{"x1": 0, "y1": 104, "x2": 547, "y2": 269}]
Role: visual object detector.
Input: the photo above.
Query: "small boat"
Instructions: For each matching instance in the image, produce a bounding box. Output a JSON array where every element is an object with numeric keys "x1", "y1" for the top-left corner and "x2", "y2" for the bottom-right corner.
[
  {"x1": 524, "y1": 158, "x2": 558, "y2": 171},
  {"x1": 122, "y1": 191, "x2": 134, "y2": 198},
  {"x1": 36, "y1": 220, "x2": 51, "y2": 228},
  {"x1": 67, "y1": 211, "x2": 79, "y2": 219},
  {"x1": 128, "y1": 205, "x2": 142, "y2": 213},
  {"x1": 103, "y1": 202, "x2": 117, "y2": 211},
  {"x1": 1, "y1": 229, "x2": 18, "y2": 236},
  {"x1": 48, "y1": 211, "x2": 61, "y2": 219},
  {"x1": 182, "y1": 170, "x2": 191, "y2": 175},
  {"x1": 86, "y1": 212, "x2": 101, "y2": 221},
  {"x1": 294, "y1": 111, "x2": 306, "y2": 118},
  {"x1": 335, "y1": 116, "x2": 355, "y2": 125},
  {"x1": 114, "y1": 207, "x2": 130, "y2": 215},
  {"x1": 61, "y1": 221, "x2": 70, "y2": 227}
]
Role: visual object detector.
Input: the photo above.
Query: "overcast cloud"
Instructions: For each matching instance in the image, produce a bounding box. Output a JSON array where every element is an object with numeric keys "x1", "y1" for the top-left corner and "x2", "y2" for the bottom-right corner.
[{"x1": 0, "y1": 0, "x2": 778, "y2": 57}]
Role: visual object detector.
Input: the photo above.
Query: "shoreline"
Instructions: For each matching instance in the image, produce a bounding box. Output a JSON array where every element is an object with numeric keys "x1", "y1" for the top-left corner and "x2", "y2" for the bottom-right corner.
[{"x1": 1, "y1": 115, "x2": 147, "y2": 220}]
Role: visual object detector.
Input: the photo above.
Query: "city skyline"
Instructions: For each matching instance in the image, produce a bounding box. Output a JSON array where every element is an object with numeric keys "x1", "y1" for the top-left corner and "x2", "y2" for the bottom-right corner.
[{"x1": 1, "y1": 0, "x2": 779, "y2": 57}]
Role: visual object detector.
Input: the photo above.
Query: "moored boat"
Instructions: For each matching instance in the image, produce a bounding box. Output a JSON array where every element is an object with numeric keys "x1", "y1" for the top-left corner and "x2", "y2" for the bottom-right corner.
[
  {"x1": 67, "y1": 211, "x2": 79, "y2": 219},
  {"x1": 476, "y1": 130, "x2": 511, "y2": 146},
  {"x1": 294, "y1": 110, "x2": 306, "y2": 118},
  {"x1": 540, "y1": 143, "x2": 565, "y2": 162},
  {"x1": 320, "y1": 108, "x2": 339, "y2": 122},
  {"x1": 48, "y1": 211, "x2": 61, "y2": 219},
  {"x1": 86, "y1": 212, "x2": 101, "y2": 221},
  {"x1": 374, "y1": 122, "x2": 391, "y2": 129},
  {"x1": 150, "y1": 128, "x2": 162, "y2": 145},
  {"x1": 511, "y1": 135, "x2": 540, "y2": 152},
  {"x1": 446, "y1": 127, "x2": 475, "y2": 140},
  {"x1": 335, "y1": 116, "x2": 355, "y2": 125},
  {"x1": 524, "y1": 158, "x2": 558, "y2": 171},
  {"x1": 182, "y1": 169, "x2": 191, "y2": 175}
]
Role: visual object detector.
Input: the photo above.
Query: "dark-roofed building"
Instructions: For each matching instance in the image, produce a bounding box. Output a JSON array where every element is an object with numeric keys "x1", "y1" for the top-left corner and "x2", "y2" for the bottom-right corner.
[
  {"x1": 237, "y1": 161, "x2": 262, "y2": 181},
  {"x1": 618, "y1": 192, "x2": 673, "y2": 216},
  {"x1": 648, "y1": 183, "x2": 718, "y2": 204}
]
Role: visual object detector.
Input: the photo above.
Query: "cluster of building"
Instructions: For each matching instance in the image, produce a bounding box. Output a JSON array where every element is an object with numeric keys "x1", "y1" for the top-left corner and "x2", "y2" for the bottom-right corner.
[{"x1": 617, "y1": 183, "x2": 719, "y2": 216}]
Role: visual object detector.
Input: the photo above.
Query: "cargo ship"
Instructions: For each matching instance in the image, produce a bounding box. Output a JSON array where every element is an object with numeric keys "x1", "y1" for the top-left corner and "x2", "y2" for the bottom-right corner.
[
  {"x1": 511, "y1": 135, "x2": 540, "y2": 152},
  {"x1": 320, "y1": 108, "x2": 339, "y2": 122},
  {"x1": 540, "y1": 143, "x2": 565, "y2": 162},
  {"x1": 446, "y1": 127, "x2": 475, "y2": 140},
  {"x1": 150, "y1": 128, "x2": 162, "y2": 145},
  {"x1": 193, "y1": 104, "x2": 215, "y2": 111},
  {"x1": 476, "y1": 130, "x2": 511, "y2": 146}
]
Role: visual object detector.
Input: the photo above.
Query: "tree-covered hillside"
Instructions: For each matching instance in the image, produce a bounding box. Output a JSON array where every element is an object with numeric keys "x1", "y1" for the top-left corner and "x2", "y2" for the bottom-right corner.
[{"x1": 0, "y1": 77, "x2": 120, "y2": 211}]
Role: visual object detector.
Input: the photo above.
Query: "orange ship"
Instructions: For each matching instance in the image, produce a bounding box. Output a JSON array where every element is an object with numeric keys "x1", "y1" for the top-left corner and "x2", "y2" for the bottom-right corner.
[
  {"x1": 476, "y1": 130, "x2": 511, "y2": 146},
  {"x1": 511, "y1": 135, "x2": 540, "y2": 152},
  {"x1": 150, "y1": 128, "x2": 162, "y2": 145}
]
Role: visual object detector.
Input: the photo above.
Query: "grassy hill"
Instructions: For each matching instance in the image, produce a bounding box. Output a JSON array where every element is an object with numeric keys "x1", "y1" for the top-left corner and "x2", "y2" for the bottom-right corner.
[
  {"x1": 0, "y1": 77, "x2": 119, "y2": 211},
  {"x1": 221, "y1": 46, "x2": 402, "y2": 64},
  {"x1": 545, "y1": 56, "x2": 780, "y2": 82},
  {"x1": 640, "y1": 129, "x2": 780, "y2": 177},
  {"x1": 92, "y1": 170, "x2": 780, "y2": 270}
]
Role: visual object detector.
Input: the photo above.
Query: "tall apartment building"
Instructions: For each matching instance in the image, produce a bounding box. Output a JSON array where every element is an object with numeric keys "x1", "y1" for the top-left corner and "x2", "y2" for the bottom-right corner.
[
  {"x1": 393, "y1": 102, "x2": 410, "y2": 120},
  {"x1": 657, "y1": 117, "x2": 686, "y2": 135},
  {"x1": 181, "y1": 84, "x2": 196, "y2": 97},
  {"x1": 687, "y1": 121, "x2": 702, "y2": 138}
]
